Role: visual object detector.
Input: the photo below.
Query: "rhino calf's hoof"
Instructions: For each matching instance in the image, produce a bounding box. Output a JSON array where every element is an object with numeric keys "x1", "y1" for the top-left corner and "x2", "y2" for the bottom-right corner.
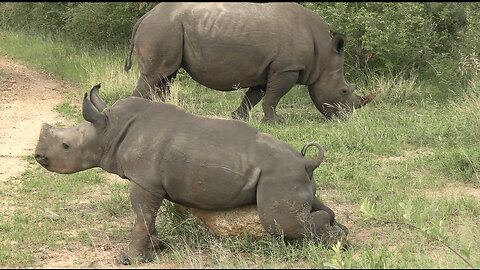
[{"x1": 325, "y1": 224, "x2": 350, "y2": 249}]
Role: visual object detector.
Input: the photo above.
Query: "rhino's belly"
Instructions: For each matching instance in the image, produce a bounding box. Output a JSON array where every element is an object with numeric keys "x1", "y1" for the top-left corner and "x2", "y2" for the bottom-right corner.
[
  {"x1": 182, "y1": 39, "x2": 271, "y2": 91},
  {"x1": 183, "y1": 58, "x2": 268, "y2": 91},
  {"x1": 163, "y1": 164, "x2": 261, "y2": 210}
]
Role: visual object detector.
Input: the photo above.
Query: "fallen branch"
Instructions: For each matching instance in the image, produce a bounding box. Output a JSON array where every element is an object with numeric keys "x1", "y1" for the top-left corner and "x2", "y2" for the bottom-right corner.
[{"x1": 369, "y1": 217, "x2": 475, "y2": 269}]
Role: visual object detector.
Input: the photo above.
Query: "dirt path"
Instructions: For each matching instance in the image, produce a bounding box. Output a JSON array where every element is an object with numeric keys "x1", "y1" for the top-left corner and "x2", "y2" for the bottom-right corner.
[
  {"x1": 0, "y1": 55, "x2": 76, "y2": 183},
  {"x1": 0, "y1": 55, "x2": 162, "y2": 269}
]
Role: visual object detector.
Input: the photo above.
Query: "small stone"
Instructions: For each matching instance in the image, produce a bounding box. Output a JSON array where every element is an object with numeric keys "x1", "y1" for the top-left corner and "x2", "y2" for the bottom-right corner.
[{"x1": 43, "y1": 208, "x2": 60, "y2": 220}]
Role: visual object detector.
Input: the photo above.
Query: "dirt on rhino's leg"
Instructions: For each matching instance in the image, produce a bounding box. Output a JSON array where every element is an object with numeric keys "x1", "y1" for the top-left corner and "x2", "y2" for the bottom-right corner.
[{"x1": 116, "y1": 182, "x2": 164, "y2": 265}]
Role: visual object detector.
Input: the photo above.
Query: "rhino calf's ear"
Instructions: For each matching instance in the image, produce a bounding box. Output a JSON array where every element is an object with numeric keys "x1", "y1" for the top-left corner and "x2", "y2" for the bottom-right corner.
[{"x1": 83, "y1": 92, "x2": 106, "y2": 129}]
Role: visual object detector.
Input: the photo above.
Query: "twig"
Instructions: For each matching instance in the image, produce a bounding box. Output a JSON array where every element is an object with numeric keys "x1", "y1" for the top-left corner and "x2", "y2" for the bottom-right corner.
[{"x1": 369, "y1": 217, "x2": 475, "y2": 269}]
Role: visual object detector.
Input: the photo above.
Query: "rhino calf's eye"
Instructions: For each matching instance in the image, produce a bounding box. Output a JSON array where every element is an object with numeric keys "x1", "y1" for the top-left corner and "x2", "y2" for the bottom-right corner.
[{"x1": 62, "y1": 143, "x2": 70, "y2": 150}]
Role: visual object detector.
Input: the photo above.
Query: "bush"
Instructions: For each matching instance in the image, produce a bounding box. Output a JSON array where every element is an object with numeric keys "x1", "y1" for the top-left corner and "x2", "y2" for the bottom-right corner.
[
  {"x1": 301, "y1": 2, "x2": 478, "y2": 87},
  {"x1": 0, "y1": 2, "x2": 158, "y2": 48},
  {"x1": 0, "y1": 2, "x2": 74, "y2": 36},
  {"x1": 63, "y1": 2, "x2": 156, "y2": 48}
]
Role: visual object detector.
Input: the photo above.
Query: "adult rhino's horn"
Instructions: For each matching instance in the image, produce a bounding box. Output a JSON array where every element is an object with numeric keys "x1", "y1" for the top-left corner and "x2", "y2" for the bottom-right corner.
[
  {"x1": 360, "y1": 92, "x2": 377, "y2": 106},
  {"x1": 83, "y1": 92, "x2": 106, "y2": 129},
  {"x1": 90, "y1": 83, "x2": 107, "y2": 112}
]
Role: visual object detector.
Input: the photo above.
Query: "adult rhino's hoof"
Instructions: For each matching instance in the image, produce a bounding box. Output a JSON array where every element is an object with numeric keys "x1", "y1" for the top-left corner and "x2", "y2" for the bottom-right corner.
[
  {"x1": 261, "y1": 115, "x2": 285, "y2": 124},
  {"x1": 231, "y1": 108, "x2": 249, "y2": 121}
]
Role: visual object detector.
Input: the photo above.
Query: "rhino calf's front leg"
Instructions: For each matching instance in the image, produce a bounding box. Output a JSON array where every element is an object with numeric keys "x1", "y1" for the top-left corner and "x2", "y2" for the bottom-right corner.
[{"x1": 115, "y1": 182, "x2": 164, "y2": 265}]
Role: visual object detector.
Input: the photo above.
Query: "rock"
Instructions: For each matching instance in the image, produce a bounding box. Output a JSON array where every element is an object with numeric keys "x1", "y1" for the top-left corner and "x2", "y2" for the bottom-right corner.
[
  {"x1": 174, "y1": 204, "x2": 267, "y2": 238},
  {"x1": 43, "y1": 208, "x2": 60, "y2": 220}
]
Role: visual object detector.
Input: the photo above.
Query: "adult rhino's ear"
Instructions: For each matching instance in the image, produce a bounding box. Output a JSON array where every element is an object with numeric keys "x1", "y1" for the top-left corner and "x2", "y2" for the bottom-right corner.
[
  {"x1": 83, "y1": 92, "x2": 106, "y2": 130},
  {"x1": 332, "y1": 32, "x2": 346, "y2": 54},
  {"x1": 90, "y1": 83, "x2": 107, "y2": 112}
]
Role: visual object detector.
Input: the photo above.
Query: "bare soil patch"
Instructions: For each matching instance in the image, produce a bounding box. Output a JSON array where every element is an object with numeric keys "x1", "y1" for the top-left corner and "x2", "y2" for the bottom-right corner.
[
  {"x1": 0, "y1": 55, "x2": 125, "y2": 268},
  {"x1": 0, "y1": 55, "x2": 75, "y2": 181},
  {"x1": 0, "y1": 55, "x2": 186, "y2": 268}
]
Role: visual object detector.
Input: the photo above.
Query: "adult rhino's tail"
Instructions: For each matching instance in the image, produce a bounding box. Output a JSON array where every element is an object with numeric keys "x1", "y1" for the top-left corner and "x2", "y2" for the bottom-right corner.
[
  {"x1": 301, "y1": 142, "x2": 325, "y2": 173},
  {"x1": 124, "y1": 13, "x2": 148, "y2": 72}
]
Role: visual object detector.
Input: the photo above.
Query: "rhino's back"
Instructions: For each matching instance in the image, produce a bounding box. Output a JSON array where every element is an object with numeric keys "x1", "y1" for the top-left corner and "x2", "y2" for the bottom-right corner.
[{"x1": 136, "y1": 2, "x2": 330, "y2": 89}]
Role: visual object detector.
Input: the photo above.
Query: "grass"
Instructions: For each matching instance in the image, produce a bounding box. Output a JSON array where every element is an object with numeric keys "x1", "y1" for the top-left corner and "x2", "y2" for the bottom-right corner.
[{"x1": 0, "y1": 29, "x2": 479, "y2": 268}]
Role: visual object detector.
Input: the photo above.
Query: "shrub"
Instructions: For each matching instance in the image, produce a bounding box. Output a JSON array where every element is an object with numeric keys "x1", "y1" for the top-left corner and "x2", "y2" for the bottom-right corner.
[
  {"x1": 63, "y1": 2, "x2": 157, "y2": 48},
  {"x1": 0, "y1": 2, "x2": 74, "y2": 36},
  {"x1": 301, "y1": 2, "x2": 478, "y2": 88}
]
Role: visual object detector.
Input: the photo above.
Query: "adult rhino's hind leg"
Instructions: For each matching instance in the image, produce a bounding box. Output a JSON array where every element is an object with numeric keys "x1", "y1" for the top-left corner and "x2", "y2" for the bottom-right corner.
[
  {"x1": 115, "y1": 182, "x2": 164, "y2": 265},
  {"x1": 232, "y1": 85, "x2": 266, "y2": 120},
  {"x1": 154, "y1": 71, "x2": 178, "y2": 102},
  {"x1": 132, "y1": 74, "x2": 162, "y2": 100}
]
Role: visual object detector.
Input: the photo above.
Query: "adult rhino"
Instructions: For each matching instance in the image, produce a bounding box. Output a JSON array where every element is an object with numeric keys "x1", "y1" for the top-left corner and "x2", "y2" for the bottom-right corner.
[
  {"x1": 124, "y1": 2, "x2": 376, "y2": 124},
  {"x1": 35, "y1": 84, "x2": 348, "y2": 264}
]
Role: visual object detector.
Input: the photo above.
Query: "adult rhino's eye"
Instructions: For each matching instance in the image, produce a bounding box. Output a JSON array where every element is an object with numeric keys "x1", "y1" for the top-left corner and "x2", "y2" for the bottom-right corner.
[
  {"x1": 341, "y1": 89, "x2": 348, "y2": 94},
  {"x1": 62, "y1": 143, "x2": 70, "y2": 150}
]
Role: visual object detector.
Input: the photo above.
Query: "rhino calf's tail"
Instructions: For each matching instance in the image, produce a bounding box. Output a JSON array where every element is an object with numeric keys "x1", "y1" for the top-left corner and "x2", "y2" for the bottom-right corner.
[
  {"x1": 124, "y1": 13, "x2": 149, "y2": 72},
  {"x1": 301, "y1": 142, "x2": 325, "y2": 173}
]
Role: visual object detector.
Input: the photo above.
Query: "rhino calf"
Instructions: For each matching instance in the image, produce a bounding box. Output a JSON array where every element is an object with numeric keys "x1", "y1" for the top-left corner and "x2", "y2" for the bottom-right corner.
[{"x1": 35, "y1": 84, "x2": 348, "y2": 264}]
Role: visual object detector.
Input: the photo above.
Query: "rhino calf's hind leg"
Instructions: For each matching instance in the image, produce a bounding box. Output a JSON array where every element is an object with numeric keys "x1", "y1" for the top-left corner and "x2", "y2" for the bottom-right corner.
[
  {"x1": 116, "y1": 182, "x2": 164, "y2": 265},
  {"x1": 232, "y1": 85, "x2": 266, "y2": 120},
  {"x1": 312, "y1": 196, "x2": 349, "y2": 237},
  {"x1": 256, "y1": 171, "x2": 346, "y2": 244}
]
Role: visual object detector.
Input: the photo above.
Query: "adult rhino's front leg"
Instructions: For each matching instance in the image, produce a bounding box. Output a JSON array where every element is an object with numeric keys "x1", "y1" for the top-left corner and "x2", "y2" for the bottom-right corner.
[
  {"x1": 116, "y1": 182, "x2": 164, "y2": 265},
  {"x1": 261, "y1": 71, "x2": 298, "y2": 124}
]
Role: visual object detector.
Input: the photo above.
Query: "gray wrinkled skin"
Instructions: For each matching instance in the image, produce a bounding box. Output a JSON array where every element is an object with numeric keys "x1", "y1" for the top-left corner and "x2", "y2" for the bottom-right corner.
[
  {"x1": 124, "y1": 2, "x2": 376, "y2": 124},
  {"x1": 35, "y1": 85, "x2": 348, "y2": 265}
]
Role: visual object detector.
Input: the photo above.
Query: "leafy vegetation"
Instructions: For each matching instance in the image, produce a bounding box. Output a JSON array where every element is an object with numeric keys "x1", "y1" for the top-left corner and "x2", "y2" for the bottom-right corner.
[{"x1": 0, "y1": 2, "x2": 479, "y2": 269}]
